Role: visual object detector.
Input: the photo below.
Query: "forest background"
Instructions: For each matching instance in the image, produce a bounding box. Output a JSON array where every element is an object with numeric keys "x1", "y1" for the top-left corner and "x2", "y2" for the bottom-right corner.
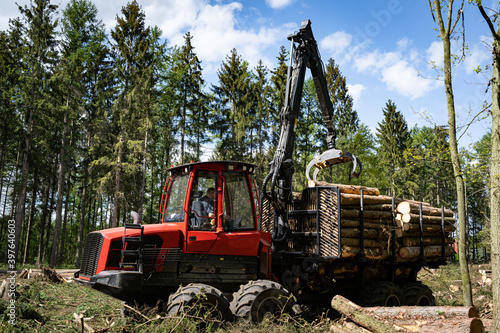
[{"x1": 0, "y1": 0, "x2": 490, "y2": 271}]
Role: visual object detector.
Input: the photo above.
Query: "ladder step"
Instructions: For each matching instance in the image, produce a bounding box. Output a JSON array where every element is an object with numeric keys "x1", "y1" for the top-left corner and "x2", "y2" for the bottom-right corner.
[
  {"x1": 124, "y1": 223, "x2": 143, "y2": 229},
  {"x1": 123, "y1": 236, "x2": 142, "y2": 243},
  {"x1": 121, "y1": 249, "x2": 140, "y2": 257},
  {"x1": 119, "y1": 262, "x2": 139, "y2": 268}
]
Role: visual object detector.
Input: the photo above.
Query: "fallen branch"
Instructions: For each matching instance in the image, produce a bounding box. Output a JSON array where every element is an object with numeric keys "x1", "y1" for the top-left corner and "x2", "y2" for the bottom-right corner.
[{"x1": 123, "y1": 303, "x2": 150, "y2": 321}]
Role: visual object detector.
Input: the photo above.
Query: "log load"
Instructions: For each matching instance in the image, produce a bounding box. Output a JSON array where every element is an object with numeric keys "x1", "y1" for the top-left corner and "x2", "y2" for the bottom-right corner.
[
  {"x1": 288, "y1": 181, "x2": 456, "y2": 263},
  {"x1": 396, "y1": 201, "x2": 454, "y2": 217},
  {"x1": 307, "y1": 180, "x2": 380, "y2": 195}
]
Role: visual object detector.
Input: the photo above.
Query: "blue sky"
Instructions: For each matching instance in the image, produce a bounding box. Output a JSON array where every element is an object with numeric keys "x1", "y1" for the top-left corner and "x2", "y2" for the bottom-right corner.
[{"x1": 1, "y1": 0, "x2": 494, "y2": 149}]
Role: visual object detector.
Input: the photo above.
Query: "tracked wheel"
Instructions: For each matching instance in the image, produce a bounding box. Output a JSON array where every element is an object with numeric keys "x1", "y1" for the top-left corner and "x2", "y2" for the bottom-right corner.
[
  {"x1": 166, "y1": 283, "x2": 232, "y2": 323},
  {"x1": 403, "y1": 282, "x2": 435, "y2": 306},
  {"x1": 230, "y1": 280, "x2": 294, "y2": 323},
  {"x1": 359, "y1": 281, "x2": 404, "y2": 307}
]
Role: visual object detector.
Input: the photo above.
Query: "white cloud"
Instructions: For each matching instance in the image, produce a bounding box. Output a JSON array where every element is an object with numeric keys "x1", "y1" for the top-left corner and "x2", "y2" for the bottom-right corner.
[
  {"x1": 141, "y1": 0, "x2": 295, "y2": 78},
  {"x1": 381, "y1": 60, "x2": 439, "y2": 99},
  {"x1": 426, "y1": 41, "x2": 443, "y2": 69},
  {"x1": 320, "y1": 31, "x2": 353, "y2": 63},
  {"x1": 464, "y1": 41, "x2": 491, "y2": 74},
  {"x1": 347, "y1": 84, "x2": 365, "y2": 108},
  {"x1": 265, "y1": 0, "x2": 296, "y2": 9},
  {"x1": 353, "y1": 50, "x2": 399, "y2": 73}
]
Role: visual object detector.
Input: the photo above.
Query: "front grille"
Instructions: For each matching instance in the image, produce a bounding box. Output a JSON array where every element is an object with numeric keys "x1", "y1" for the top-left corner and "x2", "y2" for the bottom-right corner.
[{"x1": 80, "y1": 233, "x2": 104, "y2": 277}]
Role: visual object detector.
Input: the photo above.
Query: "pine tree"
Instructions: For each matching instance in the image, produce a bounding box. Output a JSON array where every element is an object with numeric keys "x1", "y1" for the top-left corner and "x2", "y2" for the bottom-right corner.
[
  {"x1": 325, "y1": 58, "x2": 359, "y2": 138},
  {"x1": 49, "y1": 0, "x2": 103, "y2": 268},
  {"x1": 10, "y1": 0, "x2": 58, "y2": 268},
  {"x1": 109, "y1": 0, "x2": 155, "y2": 227},
  {"x1": 376, "y1": 99, "x2": 410, "y2": 196},
  {"x1": 269, "y1": 46, "x2": 289, "y2": 147},
  {"x1": 171, "y1": 32, "x2": 207, "y2": 163},
  {"x1": 212, "y1": 48, "x2": 252, "y2": 161},
  {"x1": 251, "y1": 60, "x2": 271, "y2": 181},
  {"x1": 321, "y1": 58, "x2": 360, "y2": 183},
  {"x1": 293, "y1": 78, "x2": 323, "y2": 189}
]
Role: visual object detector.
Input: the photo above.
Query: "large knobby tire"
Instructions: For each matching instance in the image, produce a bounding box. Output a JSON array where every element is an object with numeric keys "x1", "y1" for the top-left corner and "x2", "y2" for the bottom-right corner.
[
  {"x1": 166, "y1": 283, "x2": 233, "y2": 322},
  {"x1": 230, "y1": 280, "x2": 294, "y2": 323},
  {"x1": 403, "y1": 282, "x2": 435, "y2": 306},
  {"x1": 359, "y1": 281, "x2": 404, "y2": 307}
]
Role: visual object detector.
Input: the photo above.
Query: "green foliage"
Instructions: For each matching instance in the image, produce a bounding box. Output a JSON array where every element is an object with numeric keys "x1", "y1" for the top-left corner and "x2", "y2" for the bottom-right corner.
[
  {"x1": 0, "y1": 2, "x2": 490, "y2": 268},
  {"x1": 325, "y1": 58, "x2": 359, "y2": 139},
  {"x1": 211, "y1": 48, "x2": 253, "y2": 161},
  {"x1": 376, "y1": 99, "x2": 411, "y2": 196},
  {"x1": 464, "y1": 132, "x2": 491, "y2": 257},
  {"x1": 402, "y1": 125, "x2": 455, "y2": 206},
  {"x1": 170, "y1": 32, "x2": 208, "y2": 163}
]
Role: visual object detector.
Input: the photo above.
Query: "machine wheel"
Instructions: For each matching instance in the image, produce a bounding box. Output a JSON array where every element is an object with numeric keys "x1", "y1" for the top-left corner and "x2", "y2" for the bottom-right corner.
[
  {"x1": 166, "y1": 283, "x2": 233, "y2": 322},
  {"x1": 230, "y1": 280, "x2": 294, "y2": 323},
  {"x1": 403, "y1": 282, "x2": 435, "y2": 306},
  {"x1": 359, "y1": 281, "x2": 404, "y2": 307}
]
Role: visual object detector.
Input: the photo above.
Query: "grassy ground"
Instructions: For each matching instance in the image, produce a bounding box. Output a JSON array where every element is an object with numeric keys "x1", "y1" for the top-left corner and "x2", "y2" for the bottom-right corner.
[
  {"x1": 0, "y1": 262, "x2": 493, "y2": 332},
  {"x1": 0, "y1": 274, "x2": 333, "y2": 332},
  {"x1": 418, "y1": 262, "x2": 493, "y2": 318}
]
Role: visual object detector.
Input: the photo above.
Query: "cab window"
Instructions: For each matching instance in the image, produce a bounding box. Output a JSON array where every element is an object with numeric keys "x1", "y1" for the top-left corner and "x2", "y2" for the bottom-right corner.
[{"x1": 222, "y1": 171, "x2": 255, "y2": 231}]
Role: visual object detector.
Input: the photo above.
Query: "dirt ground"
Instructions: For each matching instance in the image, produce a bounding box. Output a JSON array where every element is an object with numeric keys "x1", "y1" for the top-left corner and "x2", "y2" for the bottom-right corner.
[{"x1": 0, "y1": 263, "x2": 494, "y2": 332}]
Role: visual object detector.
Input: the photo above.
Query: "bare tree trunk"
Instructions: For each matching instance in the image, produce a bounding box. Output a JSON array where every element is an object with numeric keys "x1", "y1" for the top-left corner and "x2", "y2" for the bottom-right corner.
[
  {"x1": 23, "y1": 175, "x2": 38, "y2": 265},
  {"x1": 50, "y1": 101, "x2": 69, "y2": 268},
  {"x1": 36, "y1": 175, "x2": 51, "y2": 266},
  {"x1": 58, "y1": 170, "x2": 71, "y2": 266},
  {"x1": 432, "y1": 0, "x2": 473, "y2": 307},
  {"x1": 491, "y1": 42, "x2": 500, "y2": 333},
  {"x1": 42, "y1": 169, "x2": 58, "y2": 263},
  {"x1": 75, "y1": 173, "x2": 87, "y2": 268},
  {"x1": 476, "y1": 4, "x2": 500, "y2": 329},
  {"x1": 13, "y1": 107, "x2": 33, "y2": 269},
  {"x1": 112, "y1": 113, "x2": 124, "y2": 228},
  {"x1": 139, "y1": 128, "x2": 148, "y2": 218}
]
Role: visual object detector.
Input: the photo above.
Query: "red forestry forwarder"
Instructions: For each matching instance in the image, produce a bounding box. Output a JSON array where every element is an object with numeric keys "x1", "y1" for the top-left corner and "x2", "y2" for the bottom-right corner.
[{"x1": 75, "y1": 20, "x2": 453, "y2": 322}]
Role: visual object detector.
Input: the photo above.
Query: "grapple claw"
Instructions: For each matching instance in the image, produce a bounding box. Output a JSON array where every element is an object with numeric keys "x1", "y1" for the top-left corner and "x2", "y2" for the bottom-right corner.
[{"x1": 306, "y1": 149, "x2": 362, "y2": 181}]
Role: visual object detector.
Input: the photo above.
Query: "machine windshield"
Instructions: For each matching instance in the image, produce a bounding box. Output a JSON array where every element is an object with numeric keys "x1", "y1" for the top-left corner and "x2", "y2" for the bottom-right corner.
[{"x1": 164, "y1": 174, "x2": 189, "y2": 222}]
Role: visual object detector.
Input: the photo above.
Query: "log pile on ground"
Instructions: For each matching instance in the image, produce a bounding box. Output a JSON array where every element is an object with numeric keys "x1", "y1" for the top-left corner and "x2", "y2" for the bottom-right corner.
[
  {"x1": 331, "y1": 295, "x2": 486, "y2": 333},
  {"x1": 301, "y1": 181, "x2": 456, "y2": 261}
]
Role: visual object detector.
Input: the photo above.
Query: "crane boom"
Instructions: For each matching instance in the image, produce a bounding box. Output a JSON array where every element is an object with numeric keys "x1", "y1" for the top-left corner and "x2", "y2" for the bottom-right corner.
[{"x1": 262, "y1": 20, "x2": 361, "y2": 243}]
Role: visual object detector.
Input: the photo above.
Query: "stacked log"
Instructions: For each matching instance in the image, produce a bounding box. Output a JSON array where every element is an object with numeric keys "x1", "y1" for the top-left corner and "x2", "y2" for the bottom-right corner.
[
  {"x1": 331, "y1": 295, "x2": 486, "y2": 333},
  {"x1": 304, "y1": 180, "x2": 456, "y2": 262}
]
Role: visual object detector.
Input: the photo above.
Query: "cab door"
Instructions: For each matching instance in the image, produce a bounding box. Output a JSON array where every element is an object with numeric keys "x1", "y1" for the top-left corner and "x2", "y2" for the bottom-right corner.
[
  {"x1": 208, "y1": 170, "x2": 261, "y2": 256},
  {"x1": 185, "y1": 169, "x2": 219, "y2": 253}
]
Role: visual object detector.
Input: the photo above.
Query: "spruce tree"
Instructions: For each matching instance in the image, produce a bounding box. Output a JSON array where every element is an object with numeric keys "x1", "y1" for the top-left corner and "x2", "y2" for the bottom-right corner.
[
  {"x1": 251, "y1": 60, "x2": 271, "y2": 181},
  {"x1": 10, "y1": 0, "x2": 58, "y2": 268},
  {"x1": 109, "y1": 0, "x2": 154, "y2": 227},
  {"x1": 49, "y1": 0, "x2": 103, "y2": 268},
  {"x1": 171, "y1": 32, "x2": 207, "y2": 163},
  {"x1": 269, "y1": 46, "x2": 289, "y2": 147},
  {"x1": 376, "y1": 99, "x2": 410, "y2": 196},
  {"x1": 212, "y1": 48, "x2": 252, "y2": 161},
  {"x1": 325, "y1": 58, "x2": 359, "y2": 138}
]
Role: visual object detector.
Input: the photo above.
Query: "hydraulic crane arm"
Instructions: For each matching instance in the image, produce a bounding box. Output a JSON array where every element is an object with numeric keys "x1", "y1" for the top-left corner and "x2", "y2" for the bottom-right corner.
[{"x1": 262, "y1": 20, "x2": 361, "y2": 243}]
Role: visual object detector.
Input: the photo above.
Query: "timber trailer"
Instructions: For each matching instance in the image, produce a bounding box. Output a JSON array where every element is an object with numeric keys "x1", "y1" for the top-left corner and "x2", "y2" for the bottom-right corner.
[{"x1": 75, "y1": 20, "x2": 453, "y2": 322}]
